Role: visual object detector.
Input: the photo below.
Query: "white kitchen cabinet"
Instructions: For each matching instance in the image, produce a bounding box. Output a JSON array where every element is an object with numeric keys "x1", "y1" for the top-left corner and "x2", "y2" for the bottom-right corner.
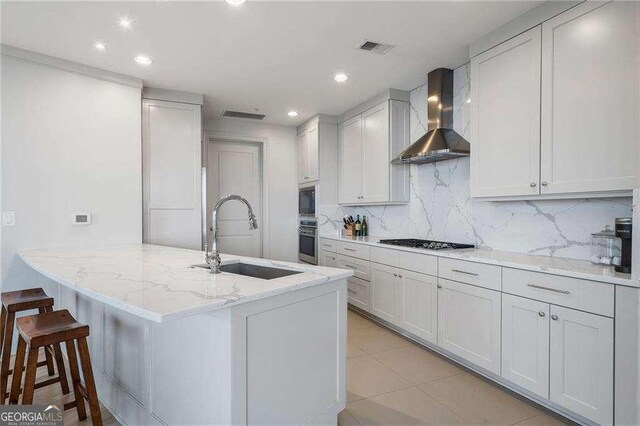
[
  {"x1": 298, "y1": 124, "x2": 319, "y2": 184},
  {"x1": 142, "y1": 99, "x2": 202, "y2": 250},
  {"x1": 501, "y1": 294, "x2": 549, "y2": 398},
  {"x1": 319, "y1": 249, "x2": 338, "y2": 268},
  {"x1": 549, "y1": 305, "x2": 613, "y2": 425},
  {"x1": 369, "y1": 262, "x2": 398, "y2": 323},
  {"x1": 540, "y1": 1, "x2": 639, "y2": 195},
  {"x1": 470, "y1": 26, "x2": 541, "y2": 198},
  {"x1": 338, "y1": 98, "x2": 410, "y2": 205},
  {"x1": 396, "y1": 270, "x2": 438, "y2": 344},
  {"x1": 347, "y1": 276, "x2": 370, "y2": 312},
  {"x1": 437, "y1": 278, "x2": 501, "y2": 374}
]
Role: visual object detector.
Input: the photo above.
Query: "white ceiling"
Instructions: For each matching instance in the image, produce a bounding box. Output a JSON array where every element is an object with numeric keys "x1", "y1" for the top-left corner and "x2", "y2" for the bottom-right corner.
[{"x1": 1, "y1": 1, "x2": 540, "y2": 125}]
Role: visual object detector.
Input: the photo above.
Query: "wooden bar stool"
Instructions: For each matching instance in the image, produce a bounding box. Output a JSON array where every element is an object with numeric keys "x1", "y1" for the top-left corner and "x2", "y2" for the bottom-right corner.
[
  {"x1": 0, "y1": 288, "x2": 69, "y2": 404},
  {"x1": 11, "y1": 309, "x2": 102, "y2": 426}
]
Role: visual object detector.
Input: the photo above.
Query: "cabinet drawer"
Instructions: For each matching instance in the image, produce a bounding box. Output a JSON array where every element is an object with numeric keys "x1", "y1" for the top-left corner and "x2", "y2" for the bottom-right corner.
[
  {"x1": 348, "y1": 277, "x2": 369, "y2": 311},
  {"x1": 319, "y1": 238, "x2": 337, "y2": 253},
  {"x1": 502, "y1": 268, "x2": 614, "y2": 317},
  {"x1": 370, "y1": 247, "x2": 437, "y2": 276},
  {"x1": 337, "y1": 255, "x2": 370, "y2": 281},
  {"x1": 337, "y1": 241, "x2": 370, "y2": 260},
  {"x1": 439, "y1": 258, "x2": 501, "y2": 291}
]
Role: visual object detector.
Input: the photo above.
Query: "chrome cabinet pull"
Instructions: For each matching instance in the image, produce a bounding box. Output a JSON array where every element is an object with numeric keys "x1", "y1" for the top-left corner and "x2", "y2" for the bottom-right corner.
[
  {"x1": 437, "y1": 284, "x2": 443, "y2": 289},
  {"x1": 538, "y1": 311, "x2": 545, "y2": 317},
  {"x1": 551, "y1": 314, "x2": 558, "y2": 321},
  {"x1": 530, "y1": 182, "x2": 537, "y2": 187},
  {"x1": 393, "y1": 273, "x2": 398, "y2": 277},
  {"x1": 451, "y1": 269, "x2": 479, "y2": 277},
  {"x1": 398, "y1": 274, "x2": 403, "y2": 278},
  {"x1": 541, "y1": 181, "x2": 548, "y2": 186},
  {"x1": 527, "y1": 284, "x2": 570, "y2": 294},
  {"x1": 344, "y1": 248, "x2": 356, "y2": 252},
  {"x1": 347, "y1": 288, "x2": 356, "y2": 295},
  {"x1": 344, "y1": 264, "x2": 357, "y2": 269},
  {"x1": 322, "y1": 244, "x2": 332, "y2": 248}
]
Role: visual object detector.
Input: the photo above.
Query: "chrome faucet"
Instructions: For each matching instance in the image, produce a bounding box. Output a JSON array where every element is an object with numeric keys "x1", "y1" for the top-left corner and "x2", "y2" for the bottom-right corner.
[{"x1": 205, "y1": 194, "x2": 258, "y2": 273}]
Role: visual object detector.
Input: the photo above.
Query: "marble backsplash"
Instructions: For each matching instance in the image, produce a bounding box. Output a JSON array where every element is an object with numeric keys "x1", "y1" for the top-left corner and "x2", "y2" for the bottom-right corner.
[{"x1": 319, "y1": 64, "x2": 633, "y2": 261}]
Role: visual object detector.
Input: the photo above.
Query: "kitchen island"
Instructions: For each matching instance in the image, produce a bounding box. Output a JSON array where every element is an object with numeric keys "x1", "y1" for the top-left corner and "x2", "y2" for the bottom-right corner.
[{"x1": 20, "y1": 244, "x2": 352, "y2": 425}]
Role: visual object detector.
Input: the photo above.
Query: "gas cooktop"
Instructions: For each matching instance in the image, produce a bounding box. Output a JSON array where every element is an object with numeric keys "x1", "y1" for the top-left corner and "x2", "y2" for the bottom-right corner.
[{"x1": 379, "y1": 239, "x2": 475, "y2": 251}]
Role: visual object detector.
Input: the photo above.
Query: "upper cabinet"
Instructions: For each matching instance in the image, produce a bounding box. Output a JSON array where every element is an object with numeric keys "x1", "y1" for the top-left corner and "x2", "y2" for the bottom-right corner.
[
  {"x1": 297, "y1": 115, "x2": 339, "y2": 204},
  {"x1": 471, "y1": 1, "x2": 639, "y2": 199},
  {"x1": 298, "y1": 124, "x2": 319, "y2": 184},
  {"x1": 338, "y1": 92, "x2": 410, "y2": 205}
]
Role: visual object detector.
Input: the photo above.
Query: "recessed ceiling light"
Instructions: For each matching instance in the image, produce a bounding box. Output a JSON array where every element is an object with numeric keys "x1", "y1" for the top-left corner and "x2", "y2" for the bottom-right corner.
[
  {"x1": 334, "y1": 73, "x2": 348, "y2": 83},
  {"x1": 119, "y1": 17, "x2": 132, "y2": 29},
  {"x1": 288, "y1": 111, "x2": 298, "y2": 117},
  {"x1": 135, "y1": 55, "x2": 152, "y2": 65},
  {"x1": 225, "y1": 0, "x2": 246, "y2": 5},
  {"x1": 94, "y1": 42, "x2": 106, "y2": 51}
]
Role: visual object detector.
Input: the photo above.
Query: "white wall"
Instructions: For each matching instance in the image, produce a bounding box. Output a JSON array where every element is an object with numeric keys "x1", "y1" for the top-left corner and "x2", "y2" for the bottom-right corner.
[
  {"x1": 203, "y1": 118, "x2": 298, "y2": 262},
  {"x1": 1, "y1": 53, "x2": 143, "y2": 294}
]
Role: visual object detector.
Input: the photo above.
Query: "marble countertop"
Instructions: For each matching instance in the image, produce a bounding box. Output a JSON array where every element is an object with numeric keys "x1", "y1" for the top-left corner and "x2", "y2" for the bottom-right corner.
[
  {"x1": 19, "y1": 244, "x2": 353, "y2": 323},
  {"x1": 320, "y1": 235, "x2": 638, "y2": 287}
]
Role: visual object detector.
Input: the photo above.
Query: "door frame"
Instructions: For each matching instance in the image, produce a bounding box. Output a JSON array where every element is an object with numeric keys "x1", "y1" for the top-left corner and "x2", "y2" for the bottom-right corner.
[{"x1": 203, "y1": 131, "x2": 269, "y2": 259}]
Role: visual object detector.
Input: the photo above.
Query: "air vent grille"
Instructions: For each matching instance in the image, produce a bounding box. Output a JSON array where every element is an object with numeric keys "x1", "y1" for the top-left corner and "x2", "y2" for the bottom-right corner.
[
  {"x1": 222, "y1": 110, "x2": 266, "y2": 120},
  {"x1": 359, "y1": 40, "x2": 395, "y2": 55}
]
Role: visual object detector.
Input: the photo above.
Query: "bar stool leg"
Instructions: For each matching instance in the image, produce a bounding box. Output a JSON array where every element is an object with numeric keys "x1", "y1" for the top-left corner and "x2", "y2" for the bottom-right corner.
[
  {"x1": 51, "y1": 343, "x2": 69, "y2": 395},
  {"x1": 38, "y1": 308, "x2": 55, "y2": 377},
  {"x1": 0, "y1": 307, "x2": 6, "y2": 356},
  {"x1": 9, "y1": 336, "x2": 27, "y2": 404},
  {"x1": 77, "y1": 337, "x2": 102, "y2": 426},
  {"x1": 20, "y1": 346, "x2": 39, "y2": 405},
  {"x1": 0, "y1": 311, "x2": 15, "y2": 405},
  {"x1": 65, "y1": 340, "x2": 87, "y2": 421}
]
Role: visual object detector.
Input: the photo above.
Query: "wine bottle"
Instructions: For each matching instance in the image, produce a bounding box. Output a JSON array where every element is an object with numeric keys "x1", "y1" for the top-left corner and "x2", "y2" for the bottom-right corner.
[
  {"x1": 362, "y1": 216, "x2": 368, "y2": 237},
  {"x1": 355, "y1": 215, "x2": 362, "y2": 236}
]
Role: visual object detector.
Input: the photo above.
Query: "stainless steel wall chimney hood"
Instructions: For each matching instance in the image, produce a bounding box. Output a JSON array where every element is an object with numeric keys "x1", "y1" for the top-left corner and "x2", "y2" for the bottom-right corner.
[{"x1": 391, "y1": 68, "x2": 470, "y2": 165}]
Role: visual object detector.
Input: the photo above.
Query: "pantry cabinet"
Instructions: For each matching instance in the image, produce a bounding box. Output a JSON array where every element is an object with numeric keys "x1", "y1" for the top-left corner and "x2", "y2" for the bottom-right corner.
[
  {"x1": 470, "y1": 1, "x2": 639, "y2": 199},
  {"x1": 549, "y1": 305, "x2": 613, "y2": 425},
  {"x1": 501, "y1": 294, "x2": 549, "y2": 398},
  {"x1": 437, "y1": 278, "x2": 501, "y2": 374},
  {"x1": 298, "y1": 124, "x2": 319, "y2": 184},
  {"x1": 338, "y1": 97, "x2": 410, "y2": 205}
]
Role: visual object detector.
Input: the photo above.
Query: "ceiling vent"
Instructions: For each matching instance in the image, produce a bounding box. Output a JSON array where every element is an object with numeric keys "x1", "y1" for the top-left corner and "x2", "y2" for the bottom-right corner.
[
  {"x1": 359, "y1": 40, "x2": 395, "y2": 55},
  {"x1": 222, "y1": 110, "x2": 266, "y2": 120}
]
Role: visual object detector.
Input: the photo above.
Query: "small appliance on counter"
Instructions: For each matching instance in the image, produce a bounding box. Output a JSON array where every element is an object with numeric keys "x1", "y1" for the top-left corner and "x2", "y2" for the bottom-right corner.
[
  {"x1": 615, "y1": 217, "x2": 632, "y2": 273},
  {"x1": 590, "y1": 225, "x2": 622, "y2": 266}
]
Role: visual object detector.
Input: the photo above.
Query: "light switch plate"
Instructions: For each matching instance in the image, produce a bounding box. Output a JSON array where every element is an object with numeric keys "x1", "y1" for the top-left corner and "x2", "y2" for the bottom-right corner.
[{"x1": 2, "y1": 212, "x2": 16, "y2": 227}]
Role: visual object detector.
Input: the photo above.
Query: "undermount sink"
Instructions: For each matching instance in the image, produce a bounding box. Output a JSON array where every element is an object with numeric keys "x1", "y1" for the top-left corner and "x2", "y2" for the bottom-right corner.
[{"x1": 191, "y1": 262, "x2": 303, "y2": 280}]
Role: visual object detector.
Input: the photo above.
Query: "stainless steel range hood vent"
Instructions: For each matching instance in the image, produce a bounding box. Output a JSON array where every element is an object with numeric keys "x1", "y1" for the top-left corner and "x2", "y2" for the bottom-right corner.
[{"x1": 391, "y1": 68, "x2": 470, "y2": 165}]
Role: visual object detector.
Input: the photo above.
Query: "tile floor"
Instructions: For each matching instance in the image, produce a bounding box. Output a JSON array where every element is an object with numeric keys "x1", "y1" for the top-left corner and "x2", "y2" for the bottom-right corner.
[{"x1": 341, "y1": 309, "x2": 573, "y2": 426}]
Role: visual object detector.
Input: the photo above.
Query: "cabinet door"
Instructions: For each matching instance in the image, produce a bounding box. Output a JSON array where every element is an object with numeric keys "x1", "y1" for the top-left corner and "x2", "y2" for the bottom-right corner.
[
  {"x1": 339, "y1": 115, "x2": 363, "y2": 204},
  {"x1": 306, "y1": 125, "x2": 319, "y2": 182},
  {"x1": 501, "y1": 294, "x2": 549, "y2": 398},
  {"x1": 362, "y1": 102, "x2": 390, "y2": 203},
  {"x1": 298, "y1": 130, "x2": 309, "y2": 183},
  {"x1": 370, "y1": 262, "x2": 397, "y2": 323},
  {"x1": 437, "y1": 278, "x2": 501, "y2": 374},
  {"x1": 319, "y1": 249, "x2": 338, "y2": 268},
  {"x1": 541, "y1": 1, "x2": 639, "y2": 194},
  {"x1": 549, "y1": 305, "x2": 613, "y2": 425},
  {"x1": 470, "y1": 26, "x2": 541, "y2": 198},
  {"x1": 389, "y1": 100, "x2": 410, "y2": 203},
  {"x1": 397, "y1": 270, "x2": 437, "y2": 344}
]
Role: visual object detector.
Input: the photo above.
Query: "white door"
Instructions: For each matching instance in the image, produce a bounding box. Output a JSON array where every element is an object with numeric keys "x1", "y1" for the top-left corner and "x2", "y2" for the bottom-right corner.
[
  {"x1": 297, "y1": 130, "x2": 309, "y2": 184},
  {"x1": 540, "y1": 1, "x2": 639, "y2": 194},
  {"x1": 339, "y1": 115, "x2": 363, "y2": 204},
  {"x1": 549, "y1": 305, "x2": 613, "y2": 425},
  {"x1": 397, "y1": 270, "x2": 437, "y2": 344},
  {"x1": 306, "y1": 125, "x2": 319, "y2": 182},
  {"x1": 142, "y1": 100, "x2": 202, "y2": 250},
  {"x1": 437, "y1": 278, "x2": 501, "y2": 374},
  {"x1": 362, "y1": 102, "x2": 390, "y2": 203},
  {"x1": 207, "y1": 141, "x2": 262, "y2": 258},
  {"x1": 470, "y1": 26, "x2": 541, "y2": 198},
  {"x1": 501, "y1": 294, "x2": 549, "y2": 398},
  {"x1": 370, "y1": 262, "x2": 397, "y2": 323}
]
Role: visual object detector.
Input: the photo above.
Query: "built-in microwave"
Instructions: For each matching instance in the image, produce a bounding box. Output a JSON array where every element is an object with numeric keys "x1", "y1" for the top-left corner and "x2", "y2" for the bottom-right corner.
[{"x1": 298, "y1": 185, "x2": 316, "y2": 217}]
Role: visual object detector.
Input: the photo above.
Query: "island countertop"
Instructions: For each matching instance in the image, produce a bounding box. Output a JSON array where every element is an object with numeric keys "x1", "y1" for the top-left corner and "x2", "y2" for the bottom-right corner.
[{"x1": 19, "y1": 244, "x2": 353, "y2": 323}]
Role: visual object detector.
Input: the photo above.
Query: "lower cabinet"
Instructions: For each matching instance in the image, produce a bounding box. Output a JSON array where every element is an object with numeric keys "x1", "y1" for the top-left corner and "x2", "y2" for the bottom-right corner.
[
  {"x1": 437, "y1": 278, "x2": 501, "y2": 375},
  {"x1": 319, "y1": 249, "x2": 338, "y2": 268},
  {"x1": 549, "y1": 305, "x2": 613, "y2": 425},
  {"x1": 396, "y1": 270, "x2": 438, "y2": 344},
  {"x1": 502, "y1": 294, "x2": 614, "y2": 425},
  {"x1": 370, "y1": 263, "x2": 398, "y2": 323},
  {"x1": 347, "y1": 276, "x2": 370, "y2": 312}
]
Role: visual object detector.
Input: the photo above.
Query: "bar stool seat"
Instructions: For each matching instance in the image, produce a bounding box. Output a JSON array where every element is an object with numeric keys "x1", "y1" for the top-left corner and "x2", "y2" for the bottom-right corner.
[
  {"x1": 11, "y1": 310, "x2": 102, "y2": 426},
  {"x1": 0, "y1": 288, "x2": 68, "y2": 404}
]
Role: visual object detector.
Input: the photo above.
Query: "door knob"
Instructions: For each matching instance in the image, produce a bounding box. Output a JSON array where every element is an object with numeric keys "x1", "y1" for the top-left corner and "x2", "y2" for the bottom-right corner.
[
  {"x1": 437, "y1": 284, "x2": 442, "y2": 289},
  {"x1": 541, "y1": 181, "x2": 548, "y2": 186},
  {"x1": 530, "y1": 182, "x2": 537, "y2": 187},
  {"x1": 538, "y1": 311, "x2": 545, "y2": 317},
  {"x1": 551, "y1": 314, "x2": 558, "y2": 321}
]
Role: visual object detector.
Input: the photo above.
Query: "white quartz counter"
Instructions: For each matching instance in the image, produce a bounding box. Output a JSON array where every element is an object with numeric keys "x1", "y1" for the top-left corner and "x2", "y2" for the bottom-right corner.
[
  {"x1": 321, "y1": 235, "x2": 638, "y2": 287},
  {"x1": 19, "y1": 244, "x2": 353, "y2": 322}
]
